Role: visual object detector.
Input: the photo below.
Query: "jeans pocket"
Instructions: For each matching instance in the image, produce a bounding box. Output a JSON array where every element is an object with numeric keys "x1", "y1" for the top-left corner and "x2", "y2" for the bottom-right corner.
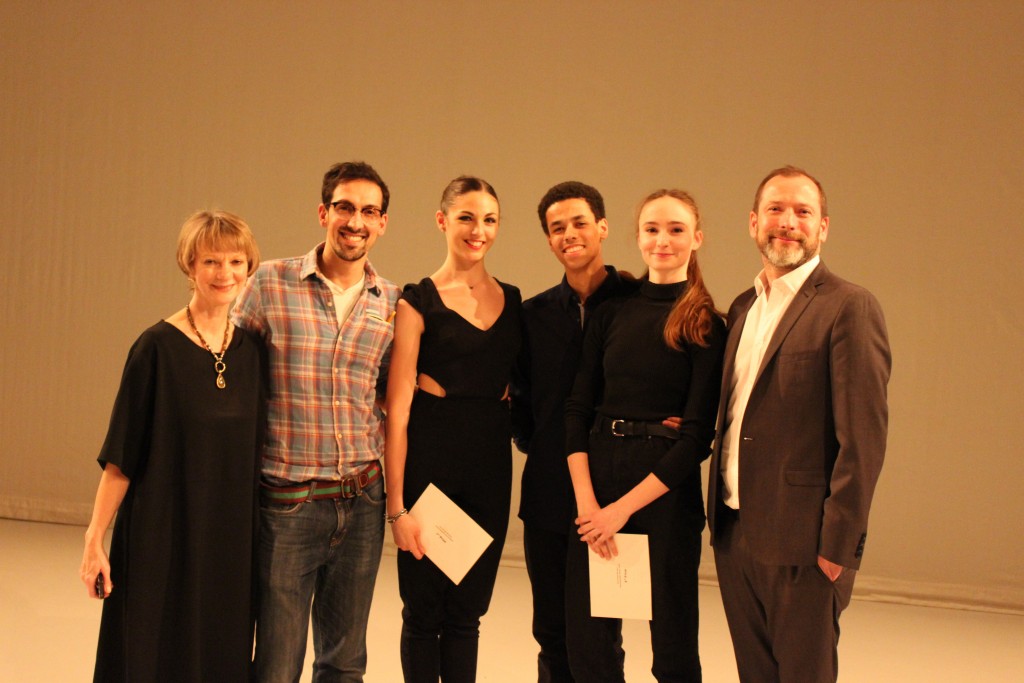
[{"x1": 360, "y1": 478, "x2": 386, "y2": 506}]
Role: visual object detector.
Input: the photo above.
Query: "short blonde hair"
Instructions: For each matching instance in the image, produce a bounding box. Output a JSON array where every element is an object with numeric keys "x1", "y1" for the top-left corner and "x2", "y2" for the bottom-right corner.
[{"x1": 176, "y1": 210, "x2": 260, "y2": 278}]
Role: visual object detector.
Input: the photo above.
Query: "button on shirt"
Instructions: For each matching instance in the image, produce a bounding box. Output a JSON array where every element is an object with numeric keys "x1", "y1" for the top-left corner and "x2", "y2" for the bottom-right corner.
[
  {"x1": 720, "y1": 255, "x2": 820, "y2": 509},
  {"x1": 232, "y1": 244, "x2": 399, "y2": 483}
]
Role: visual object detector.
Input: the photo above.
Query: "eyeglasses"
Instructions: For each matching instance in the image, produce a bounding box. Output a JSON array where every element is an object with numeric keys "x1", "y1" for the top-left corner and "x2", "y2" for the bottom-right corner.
[{"x1": 329, "y1": 200, "x2": 384, "y2": 227}]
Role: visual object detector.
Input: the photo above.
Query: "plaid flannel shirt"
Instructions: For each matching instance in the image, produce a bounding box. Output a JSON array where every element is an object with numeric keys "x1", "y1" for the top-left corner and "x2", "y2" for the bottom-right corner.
[{"x1": 232, "y1": 244, "x2": 399, "y2": 483}]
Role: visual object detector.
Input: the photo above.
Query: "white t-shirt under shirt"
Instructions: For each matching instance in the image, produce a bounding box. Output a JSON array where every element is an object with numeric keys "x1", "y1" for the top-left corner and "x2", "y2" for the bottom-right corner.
[{"x1": 324, "y1": 273, "x2": 365, "y2": 326}]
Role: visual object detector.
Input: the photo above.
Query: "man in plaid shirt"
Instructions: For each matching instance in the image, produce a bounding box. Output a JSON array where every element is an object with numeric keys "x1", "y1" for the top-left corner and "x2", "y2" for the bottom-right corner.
[{"x1": 233, "y1": 161, "x2": 400, "y2": 682}]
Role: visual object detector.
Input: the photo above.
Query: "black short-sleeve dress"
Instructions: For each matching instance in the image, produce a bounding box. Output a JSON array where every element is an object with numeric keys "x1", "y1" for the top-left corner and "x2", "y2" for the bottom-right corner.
[
  {"x1": 93, "y1": 321, "x2": 264, "y2": 682},
  {"x1": 397, "y1": 277, "x2": 521, "y2": 610}
]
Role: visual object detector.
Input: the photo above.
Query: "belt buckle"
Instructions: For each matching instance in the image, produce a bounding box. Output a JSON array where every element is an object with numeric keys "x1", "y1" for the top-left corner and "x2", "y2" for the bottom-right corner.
[
  {"x1": 354, "y1": 470, "x2": 370, "y2": 495},
  {"x1": 341, "y1": 470, "x2": 369, "y2": 498},
  {"x1": 611, "y1": 419, "x2": 625, "y2": 437}
]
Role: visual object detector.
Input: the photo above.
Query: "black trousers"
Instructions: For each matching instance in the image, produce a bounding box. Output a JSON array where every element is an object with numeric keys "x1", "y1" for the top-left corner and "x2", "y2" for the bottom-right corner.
[
  {"x1": 524, "y1": 524, "x2": 575, "y2": 683},
  {"x1": 564, "y1": 429, "x2": 705, "y2": 683},
  {"x1": 714, "y1": 511, "x2": 856, "y2": 683},
  {"x1": 398, "y1": 392, "x2": 512, "y2": 683}
]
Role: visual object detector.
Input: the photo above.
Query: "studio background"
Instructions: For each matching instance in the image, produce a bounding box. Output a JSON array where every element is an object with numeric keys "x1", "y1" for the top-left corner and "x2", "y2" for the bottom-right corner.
[{"x1": 2, "y1": 1, "x2": 1021, "y2": 613}]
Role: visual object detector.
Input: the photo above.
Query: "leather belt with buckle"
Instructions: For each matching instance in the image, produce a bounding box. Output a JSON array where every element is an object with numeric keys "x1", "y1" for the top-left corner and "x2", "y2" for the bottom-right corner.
[
  {"x1": 261, "y1": 460, "x2": 382, "y2": 503},
  {"x1": 596, "y1": 416, "x2": 682, "y2": 440}
]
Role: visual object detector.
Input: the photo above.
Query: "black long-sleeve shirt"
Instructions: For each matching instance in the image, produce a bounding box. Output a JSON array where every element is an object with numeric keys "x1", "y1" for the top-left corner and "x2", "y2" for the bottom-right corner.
[
  {"x1": 565, "y1": 279, "x2": 726, "y2": 489},
  {"x1": 510, "y1": 267, "x2": 638, "y2": 532}
]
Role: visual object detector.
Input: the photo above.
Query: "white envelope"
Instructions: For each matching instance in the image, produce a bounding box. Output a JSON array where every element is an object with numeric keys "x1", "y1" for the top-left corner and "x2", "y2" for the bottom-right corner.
[
  {"x1": 409, "y1": 483, "x2": 494, "y2": 585},
  {"x1": 588, "y1": 532, "x2": 652, "y2": 620}
]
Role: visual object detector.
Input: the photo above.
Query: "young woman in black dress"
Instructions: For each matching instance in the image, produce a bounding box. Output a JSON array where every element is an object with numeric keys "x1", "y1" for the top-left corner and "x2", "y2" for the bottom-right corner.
[
  {"x1": 80, "y1": 211, "x2": 263, "y2": 682},
  {"x1": 384, "y1": 176, "x2": 521, "y2": 682},
  {"x1": 564, "y1": 189, "x2": 726, "y2": 682}
]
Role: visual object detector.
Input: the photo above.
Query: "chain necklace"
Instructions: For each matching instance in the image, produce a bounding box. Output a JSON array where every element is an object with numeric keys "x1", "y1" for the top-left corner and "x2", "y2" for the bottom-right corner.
[{"x1": 185, "y1": 304, "x2": 230, "y2": 389}]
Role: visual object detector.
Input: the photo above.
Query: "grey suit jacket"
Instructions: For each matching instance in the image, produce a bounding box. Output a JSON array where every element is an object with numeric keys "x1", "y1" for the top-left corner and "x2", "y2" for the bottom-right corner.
[{"x1": 707, "y1": 261, "x2": 891, "y2": 569}]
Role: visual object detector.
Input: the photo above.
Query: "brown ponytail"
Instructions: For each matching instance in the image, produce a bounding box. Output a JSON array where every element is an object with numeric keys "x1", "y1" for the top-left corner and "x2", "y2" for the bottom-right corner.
[{"x1": 663, "y1": 251, "x2": 722, "y2": 349}]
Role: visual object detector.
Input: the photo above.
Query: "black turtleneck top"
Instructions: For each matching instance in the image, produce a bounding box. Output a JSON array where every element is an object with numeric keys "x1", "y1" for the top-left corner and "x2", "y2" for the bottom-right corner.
[{"x1": 565, "y1": 279, "x2": 726, "y2": 489}]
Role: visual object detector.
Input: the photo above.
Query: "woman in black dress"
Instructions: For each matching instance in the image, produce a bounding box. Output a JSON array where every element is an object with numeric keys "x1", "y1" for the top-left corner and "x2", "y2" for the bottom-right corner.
[
  {"x1": 80, "y1": 210, "x2": 263, "y2": 682},
  {"x1": 564, "y1": 189, "x2": 726, "y2": 682},
  {"x1": 384, "y1": 176, "x2": 521, "y2": 682}
]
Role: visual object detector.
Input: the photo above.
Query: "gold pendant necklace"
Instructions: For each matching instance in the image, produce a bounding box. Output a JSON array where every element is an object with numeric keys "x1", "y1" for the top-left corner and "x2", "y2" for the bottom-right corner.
[{"x1": 186, "y1": 304, "x2": 230, "y2": 389}]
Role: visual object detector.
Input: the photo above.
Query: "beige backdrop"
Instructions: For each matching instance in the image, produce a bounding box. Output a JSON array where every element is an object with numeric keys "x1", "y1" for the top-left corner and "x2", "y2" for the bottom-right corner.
[{"x1": 2, "y1": 1, "x2": 1021, "y2": 612}]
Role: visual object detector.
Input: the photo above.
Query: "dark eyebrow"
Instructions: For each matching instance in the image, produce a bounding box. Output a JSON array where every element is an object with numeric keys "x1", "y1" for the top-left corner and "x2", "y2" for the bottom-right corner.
[{"x1": 332, "y1": 199, "x2": 381, "y2": 211}]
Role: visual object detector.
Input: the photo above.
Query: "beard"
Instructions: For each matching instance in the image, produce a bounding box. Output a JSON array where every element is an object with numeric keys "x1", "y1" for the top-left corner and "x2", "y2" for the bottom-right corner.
[
  {"x1": 330, "y1": 229, "x2": 370, "y2": 262},
  {"x1": 759, "y1": 229, "x2": 819, "y2": 270}
]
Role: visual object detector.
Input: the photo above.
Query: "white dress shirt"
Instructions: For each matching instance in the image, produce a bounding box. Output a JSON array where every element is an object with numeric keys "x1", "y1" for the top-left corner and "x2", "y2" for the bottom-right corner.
[{"x1": 720, "y1": 255, "x2": 820, "y2": 509}]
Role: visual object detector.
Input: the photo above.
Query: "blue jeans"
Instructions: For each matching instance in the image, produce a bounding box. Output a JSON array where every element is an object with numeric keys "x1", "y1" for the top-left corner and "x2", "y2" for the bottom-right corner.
[{"x1": 255, "y1": 475, "x2": 385, "y2": 683}]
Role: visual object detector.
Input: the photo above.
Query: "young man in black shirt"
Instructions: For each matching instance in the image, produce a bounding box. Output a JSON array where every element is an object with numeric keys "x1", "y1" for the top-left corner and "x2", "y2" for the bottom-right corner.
[{"x1": 511, "y1": 181, "x2": 636, "y2": 682}]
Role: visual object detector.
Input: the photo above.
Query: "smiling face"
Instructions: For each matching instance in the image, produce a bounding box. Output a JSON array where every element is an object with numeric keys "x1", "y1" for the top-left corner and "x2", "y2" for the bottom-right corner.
[
  {"x1": 636, "y1": 195, "x2": 703, "y2": 283},
  {"x1": 190, "y1": 247, "x2": 249, "y2": 308},
  {"x1": 437, "y1": 190, "x2": 500, "y2": 263},
  {"x1": 750, "y1": 174, "x2": 829, "y2": 277},
  {"x1": 544, "y1": 197, "x2": 608, "y2": 274},
  {"x1": 318, "y1": 178, "x2": 388, "y2": 266}
]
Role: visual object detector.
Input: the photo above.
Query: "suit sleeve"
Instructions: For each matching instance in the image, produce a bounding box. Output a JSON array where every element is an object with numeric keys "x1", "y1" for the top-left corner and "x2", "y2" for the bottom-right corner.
[
  {"x1": 820, "y1": 288, "x2": 891, "y2": 568},
  {"x1": 509, "y1": 311, "x2": 534, "y2": 454}
]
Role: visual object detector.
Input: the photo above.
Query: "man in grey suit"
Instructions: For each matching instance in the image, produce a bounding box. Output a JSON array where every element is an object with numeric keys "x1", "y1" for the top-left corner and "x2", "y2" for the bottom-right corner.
[{"x1": 707, "y1": 166, "x2": 891, "y2": 682}]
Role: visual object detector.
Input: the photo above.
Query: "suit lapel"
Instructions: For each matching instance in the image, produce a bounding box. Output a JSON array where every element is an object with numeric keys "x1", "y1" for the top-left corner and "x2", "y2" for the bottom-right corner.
[{"x1": 754, "y1": 262, "x2": 827, "y2": 384}]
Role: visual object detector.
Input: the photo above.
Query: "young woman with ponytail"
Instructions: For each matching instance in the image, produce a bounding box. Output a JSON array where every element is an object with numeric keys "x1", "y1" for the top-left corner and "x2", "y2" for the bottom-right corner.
[{"x1": 563, "y1": 189, "x2": 726, "y2": 682}]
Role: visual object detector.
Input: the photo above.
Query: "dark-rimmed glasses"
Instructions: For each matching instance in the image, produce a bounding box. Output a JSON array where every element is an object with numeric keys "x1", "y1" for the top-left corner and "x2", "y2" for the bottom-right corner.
[{"x1": 329, "y1": 201, "x2": 384, "y2": 227}]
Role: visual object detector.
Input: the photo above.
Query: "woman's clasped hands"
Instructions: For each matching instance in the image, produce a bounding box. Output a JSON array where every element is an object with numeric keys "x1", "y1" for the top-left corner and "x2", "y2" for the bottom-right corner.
[{"x1": 575, "y1": 500, "x2": 631, "y2": 560}]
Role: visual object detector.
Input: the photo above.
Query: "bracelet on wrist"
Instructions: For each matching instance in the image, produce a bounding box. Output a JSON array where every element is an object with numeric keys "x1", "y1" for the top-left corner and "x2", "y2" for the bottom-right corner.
[{"x1": 386, "y1": 508, "x2": 409, "y2": 524}]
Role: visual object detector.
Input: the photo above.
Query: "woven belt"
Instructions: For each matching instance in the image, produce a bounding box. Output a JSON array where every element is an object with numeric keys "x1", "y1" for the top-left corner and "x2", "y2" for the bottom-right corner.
[
  {"x1": 595, "y1": 416, "x2": 682, "y2": 440},
  {"x1": 261, "y1": 460, "x2": 382, "y2": 503}
]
